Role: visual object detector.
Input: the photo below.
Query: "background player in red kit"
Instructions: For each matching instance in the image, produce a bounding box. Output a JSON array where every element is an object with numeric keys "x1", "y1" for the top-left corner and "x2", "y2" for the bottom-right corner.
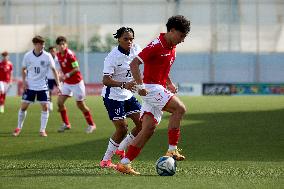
[
  {"x1": 0, "y1": 51, "x2": 13, "y2": 113},
  {"x1": 116, "y1": 15, "x2": 191, "y2": 175},
  {"x1": 56, "y1": 36, "x2": 96, "y2": 134}
]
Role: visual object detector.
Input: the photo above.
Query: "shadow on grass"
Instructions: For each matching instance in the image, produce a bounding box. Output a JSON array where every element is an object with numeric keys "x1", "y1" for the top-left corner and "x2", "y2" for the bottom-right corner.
[{"x1": 1, "y1": 108, "x2": 283, "y2": 162}]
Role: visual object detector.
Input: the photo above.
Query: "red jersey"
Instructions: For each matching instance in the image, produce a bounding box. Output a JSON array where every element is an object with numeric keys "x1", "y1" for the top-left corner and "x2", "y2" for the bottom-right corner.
[
  {"x1": 57, "y1": 48, "x2": 82, "y2": 84},
  {"x1": 137, "y1": 33, "x2": 176, "y2": 87},
  {"x1": 0, "y1": 60, "x2": 13, "y2": 82}
]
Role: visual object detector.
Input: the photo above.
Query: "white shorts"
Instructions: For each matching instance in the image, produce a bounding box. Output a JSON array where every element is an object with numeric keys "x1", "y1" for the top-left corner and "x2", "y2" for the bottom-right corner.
[
  {"x1": 61, "y1": 80, "x2": 86, "y2": 101},
  {"x1": 0, "y1": 81, "x2": 9, "y2": 93},
  {"x1": 140, "y1": 84, "x2": 174, "y2": 124}
]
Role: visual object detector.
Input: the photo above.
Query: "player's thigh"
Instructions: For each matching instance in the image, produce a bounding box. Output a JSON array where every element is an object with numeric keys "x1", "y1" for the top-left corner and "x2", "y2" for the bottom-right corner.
[
  {"x1": 20, "y1": 101, "x2": 30, "y2": 111},
  {"x1": 163, "y1": 95, "x2": 186, "y2": 113},
  {"x1": 112, "y1": 119, "x2": 128, "y2": 131},
  {"x1": 57, "y1": 95, "x2": 69, "y2": 106}
]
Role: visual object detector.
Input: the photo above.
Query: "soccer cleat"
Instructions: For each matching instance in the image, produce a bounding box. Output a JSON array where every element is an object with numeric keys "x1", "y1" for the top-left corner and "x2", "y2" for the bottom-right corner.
[
  {"x1": 116, "y1": 163, "x2": 140, "y2": 175},
  {"x1": 100, "y1": 160, "x2": 117, "y2": 169},
  {"x1": 40, "y1": 131, "x2": 48, "y2": 137},
  {"x1": 57, "y1": 123, "x2": 71, "y2": 133},
  {"x1": 115, "y1": 150, "x2": 125, "y2": 159},
  {"x1": 12, "y1": 128, "x2": 21, "y2": 137},
  {"x1": 85, "y1": 125, "x2": 96, "y2": 134},
  {"x1": 165, "y1": 149, "x2": 185, "y2": 161}
]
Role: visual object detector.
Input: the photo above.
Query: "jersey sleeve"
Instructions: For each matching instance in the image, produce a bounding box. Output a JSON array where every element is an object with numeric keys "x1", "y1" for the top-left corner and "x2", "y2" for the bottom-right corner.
[
  {"x1": 22, "y1": 53, "x2": 28, "y2": 68},
  {"x1": 137, "y1": 40, "x2": 158, "y2": 64},
  {"x1": 103, "y1": 54, "x2": 116, "y2": 76},
  {"x1": 68, "y1": 52, "x2": 79, "y2": 68},
  {"x1": 48, "y1": 54, "x2": 56, "y2": 69},
  {"x1": 54, "y1": 57, "x2": 61, "y2": 71}
]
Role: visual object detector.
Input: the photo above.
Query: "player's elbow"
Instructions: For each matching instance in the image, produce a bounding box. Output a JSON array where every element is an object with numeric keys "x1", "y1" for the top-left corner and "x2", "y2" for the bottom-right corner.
[{"x1": 102, "y1": 76, "x2": 110, "y2": 86}]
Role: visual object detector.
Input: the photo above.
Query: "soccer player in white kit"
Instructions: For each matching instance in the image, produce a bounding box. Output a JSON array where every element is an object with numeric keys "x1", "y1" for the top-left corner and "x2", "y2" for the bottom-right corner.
[
  {"x1": 13, "y1": 36, "x2": 61, "y2": 137},
  {"x1": 100, "y1": 27, "x2": 142, "y2": 168}
]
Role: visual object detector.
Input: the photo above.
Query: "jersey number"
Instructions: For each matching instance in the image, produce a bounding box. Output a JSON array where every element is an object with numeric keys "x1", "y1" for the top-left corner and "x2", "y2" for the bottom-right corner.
[
  {"x1": 34, "y1": 67, "x2": 40, "y2": 74},
  {"x1": 126, "y1": 70, "x2": 132, "y2": 77}
]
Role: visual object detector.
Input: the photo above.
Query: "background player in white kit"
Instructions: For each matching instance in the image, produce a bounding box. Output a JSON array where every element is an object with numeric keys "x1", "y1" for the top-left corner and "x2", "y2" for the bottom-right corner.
[
  {"x1": 13, "y1": 36, "x2": 61, "y2": 137},
  {"x1": 100, "y1": 27, "x2": 142, "y2": 168},
  {"x1": 47, "y1": 46, "x2": 60, "y2": 111}
]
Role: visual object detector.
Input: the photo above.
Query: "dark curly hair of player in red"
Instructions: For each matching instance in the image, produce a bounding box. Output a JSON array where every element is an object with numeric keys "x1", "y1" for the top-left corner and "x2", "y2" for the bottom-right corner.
[{"x1": 166, "y1": 15, "x2": 190, "y2": 34}]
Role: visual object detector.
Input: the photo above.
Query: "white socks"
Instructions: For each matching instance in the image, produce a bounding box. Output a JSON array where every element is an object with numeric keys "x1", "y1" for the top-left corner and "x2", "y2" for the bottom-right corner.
[
  {"x1": 118, "y1": 133, "x2": 135, "y2": 151},
  {"x1": 121, "y1": 158, "x2": 130, "y2": 164},
  {"x1": 168, "y1": 145, "x2": 177, "y2": 151},
  {"x1": 40, "y1": 111, "x2": 49, "y2": 132},
  {"x1": 17, "y1": 110, "x2": 27, "y2": 129},
  {"x1": 102, "y1": 138, "x2": 119, "y2": 161}
]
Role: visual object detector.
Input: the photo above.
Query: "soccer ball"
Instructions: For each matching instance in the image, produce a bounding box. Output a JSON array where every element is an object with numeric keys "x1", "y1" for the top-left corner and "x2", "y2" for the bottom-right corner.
[{"x1": 156, "y1": 156, "x2": 177, "y2": 176}]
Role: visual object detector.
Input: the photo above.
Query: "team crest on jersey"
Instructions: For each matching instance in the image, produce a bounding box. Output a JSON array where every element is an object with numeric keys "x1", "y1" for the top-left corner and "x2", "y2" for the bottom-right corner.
[{"x1": 40, "y1": 61, "x2": 45, "y2": 66}]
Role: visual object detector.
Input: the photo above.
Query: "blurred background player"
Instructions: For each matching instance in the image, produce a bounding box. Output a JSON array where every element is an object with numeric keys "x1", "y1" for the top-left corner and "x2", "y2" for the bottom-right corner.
[
  {"x1": 47, "y1": 46, "x2": 60, "y2": 111},
  {"x1": 13, "y1": 35, "x2": 61, "y2": 137},
  {"x1": 0, "y1": 51, "x2": 13, "y2": 113},
  {"x1": 116, "y1": 15, "x2": 191, "y2": 175},
  {"x1": 100, "y1": 27, "x2": 142, "y2": 168},
  {"x1": 56, "y1": 36, "x2": 96, "y2": 134}
]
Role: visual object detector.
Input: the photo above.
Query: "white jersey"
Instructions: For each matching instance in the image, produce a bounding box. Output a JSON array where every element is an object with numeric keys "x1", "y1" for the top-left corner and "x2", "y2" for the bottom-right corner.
[
  {"x1": 47, "y1": 56, "x2": 60, "y2": 79},
  {"x1": 101, "y1": 43, "x2": 141, "y2": 101},
  {"x1": 22, "y1": 50, "x2": 56, "y2": 91}
]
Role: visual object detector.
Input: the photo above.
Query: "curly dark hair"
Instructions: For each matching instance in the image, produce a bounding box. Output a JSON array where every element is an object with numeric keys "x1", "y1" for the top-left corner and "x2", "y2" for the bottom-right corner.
[
  {"x1": 166, "y1": 15, "x2": 190, "y2": 34},
  {"x1": 113, "y1": 27, "x2": 135, "y2": 39},
  {"x1": 56, "y1": 36, "x2": 67, "y2": 45}
]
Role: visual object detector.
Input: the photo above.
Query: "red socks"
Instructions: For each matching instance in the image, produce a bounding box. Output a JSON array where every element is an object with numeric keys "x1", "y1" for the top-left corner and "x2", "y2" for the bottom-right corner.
[
  {"x1": 83, "y1": 111, "x2": 94, "y2": 126},
  {"x1": 168, "y1": 128, "x2": 180, "y2": 146},
  {"x1": 0, "y1": 93, "x2": 4, "y2": 105},
  {"x1": 60, "y1": 108, "x2": 70, "y2": 126},
  {"x1": 125, "y1": 145, "x2": 142, "y2": 161}
]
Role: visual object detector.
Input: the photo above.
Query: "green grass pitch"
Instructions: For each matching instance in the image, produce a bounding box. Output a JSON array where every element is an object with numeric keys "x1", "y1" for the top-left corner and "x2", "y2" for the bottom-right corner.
[{"x1": 0, "y1": 96, "x2": 283, "y2": 189}]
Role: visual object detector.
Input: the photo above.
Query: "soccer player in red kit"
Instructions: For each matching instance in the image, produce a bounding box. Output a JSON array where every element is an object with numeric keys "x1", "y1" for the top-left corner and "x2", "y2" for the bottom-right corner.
[
  {"x1": 116, "y1": 15, "x2": 190, "y2": 175},
  {"x1": 0, "y1": 51, "x2": 13, "y2": 113},
  {"x1": 55, "y1": 36, "x2": 96, "y2": 133}
]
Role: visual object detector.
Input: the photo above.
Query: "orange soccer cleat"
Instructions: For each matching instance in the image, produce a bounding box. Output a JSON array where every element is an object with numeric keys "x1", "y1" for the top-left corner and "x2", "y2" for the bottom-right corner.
[
  {"x1": 165, "y1": 149, "x2": 185, "y2": 161},
  {"x1": 116, "y1": 163, "x2": 140, "y2": 175}
]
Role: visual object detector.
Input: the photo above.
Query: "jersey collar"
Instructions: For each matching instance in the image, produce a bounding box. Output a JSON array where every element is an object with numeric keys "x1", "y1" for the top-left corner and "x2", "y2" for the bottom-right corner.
[
  {"x1": 33, "y1": 50, "x2": 43, "y2": 57},
  {"x1": 159, "y1": 33, "x2": 175, "y2": 50},
  {"x1": 118, "y1": 45, "x2": 130, "y2": 56}
]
